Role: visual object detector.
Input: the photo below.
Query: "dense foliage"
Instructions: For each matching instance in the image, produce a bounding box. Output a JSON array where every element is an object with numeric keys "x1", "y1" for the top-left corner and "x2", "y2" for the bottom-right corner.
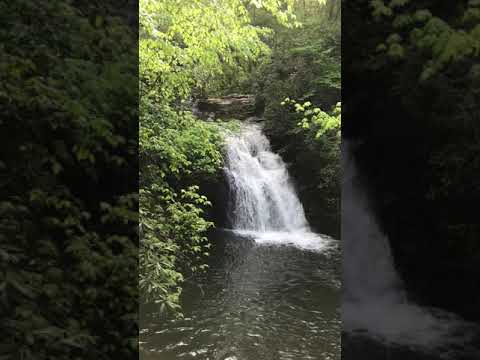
[
  {"x1": 282, "y1": 99, "x2": 341, "y2": 232},
  {"x1": 139, "y1": 99, "x2": 223, "y2": 311},
  {"x1": 344, "y1": 0, "x2": 480, "y2": 321},
  {"x1": 1, "y1": 1, "x2": 138, "y2": 359}
]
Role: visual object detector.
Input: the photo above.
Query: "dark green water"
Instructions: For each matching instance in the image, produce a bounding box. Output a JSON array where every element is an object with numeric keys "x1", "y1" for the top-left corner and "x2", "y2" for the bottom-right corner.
[{"x1": 140, "y1": 229, "x2": 341, "y2": 360}]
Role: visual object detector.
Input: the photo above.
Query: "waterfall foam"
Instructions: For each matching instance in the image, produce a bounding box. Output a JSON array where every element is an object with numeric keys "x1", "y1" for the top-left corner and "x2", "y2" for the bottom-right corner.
[
  {"x1": 342, "y1": 142, "x2": 476, "y2": 355},
  {"x1": 224, "y1": 123, "x2": 330, "y2": 251}
]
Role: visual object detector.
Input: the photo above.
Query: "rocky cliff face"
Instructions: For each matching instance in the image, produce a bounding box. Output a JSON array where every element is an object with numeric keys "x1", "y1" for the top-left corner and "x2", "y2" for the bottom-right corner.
[{"x1": 194, "y1": 94, "x2": 258, "y2": 120}]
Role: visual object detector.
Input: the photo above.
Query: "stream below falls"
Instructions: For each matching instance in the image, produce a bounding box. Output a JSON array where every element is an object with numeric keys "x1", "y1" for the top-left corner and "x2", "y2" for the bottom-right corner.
[{"x1": 140, "y1": 230, "x2": 340, "y2": 360}]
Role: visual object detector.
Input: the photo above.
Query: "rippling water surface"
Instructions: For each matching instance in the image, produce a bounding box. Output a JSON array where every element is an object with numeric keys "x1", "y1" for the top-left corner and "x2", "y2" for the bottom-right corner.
[{"x1": 140, "y1": 229, "x2": 341, "y2": 360}]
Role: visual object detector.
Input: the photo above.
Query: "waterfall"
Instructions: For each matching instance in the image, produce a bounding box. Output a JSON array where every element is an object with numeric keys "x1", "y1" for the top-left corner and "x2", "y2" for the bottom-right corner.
[
  {"x1": 224, "y1": 124, "x2": 308, "y2": 232},
  {"x1": 223, "y1": 123, "x2": 329, "y2": 251},
  {"x1": 342, "y1": 142, "x2": 473, "y2": 352},
  {"x1": 342, "y1": 142, "x2": 405, "y2": 305}
]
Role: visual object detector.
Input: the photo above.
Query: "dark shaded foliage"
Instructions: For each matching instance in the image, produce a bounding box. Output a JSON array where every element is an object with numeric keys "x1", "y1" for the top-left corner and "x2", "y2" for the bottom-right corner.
[
  {"x1": 253, "y1": 6, "x2": 341, "y2": 237},
  {"x1": 0, "y1": 1, "x2": 138, "y2": 358}
]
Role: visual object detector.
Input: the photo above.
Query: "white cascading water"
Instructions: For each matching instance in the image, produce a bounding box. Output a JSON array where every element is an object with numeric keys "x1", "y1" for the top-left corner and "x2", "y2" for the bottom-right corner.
[
  {"x1": 342, "y1": 142, "x2": 405, "y2": 305},
  {"x1": 342, "y1": 142, "x2": 474, "y2": 354},
  {"x1": 224, "y1": 123, "x2": 329, "y2": 251}
]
